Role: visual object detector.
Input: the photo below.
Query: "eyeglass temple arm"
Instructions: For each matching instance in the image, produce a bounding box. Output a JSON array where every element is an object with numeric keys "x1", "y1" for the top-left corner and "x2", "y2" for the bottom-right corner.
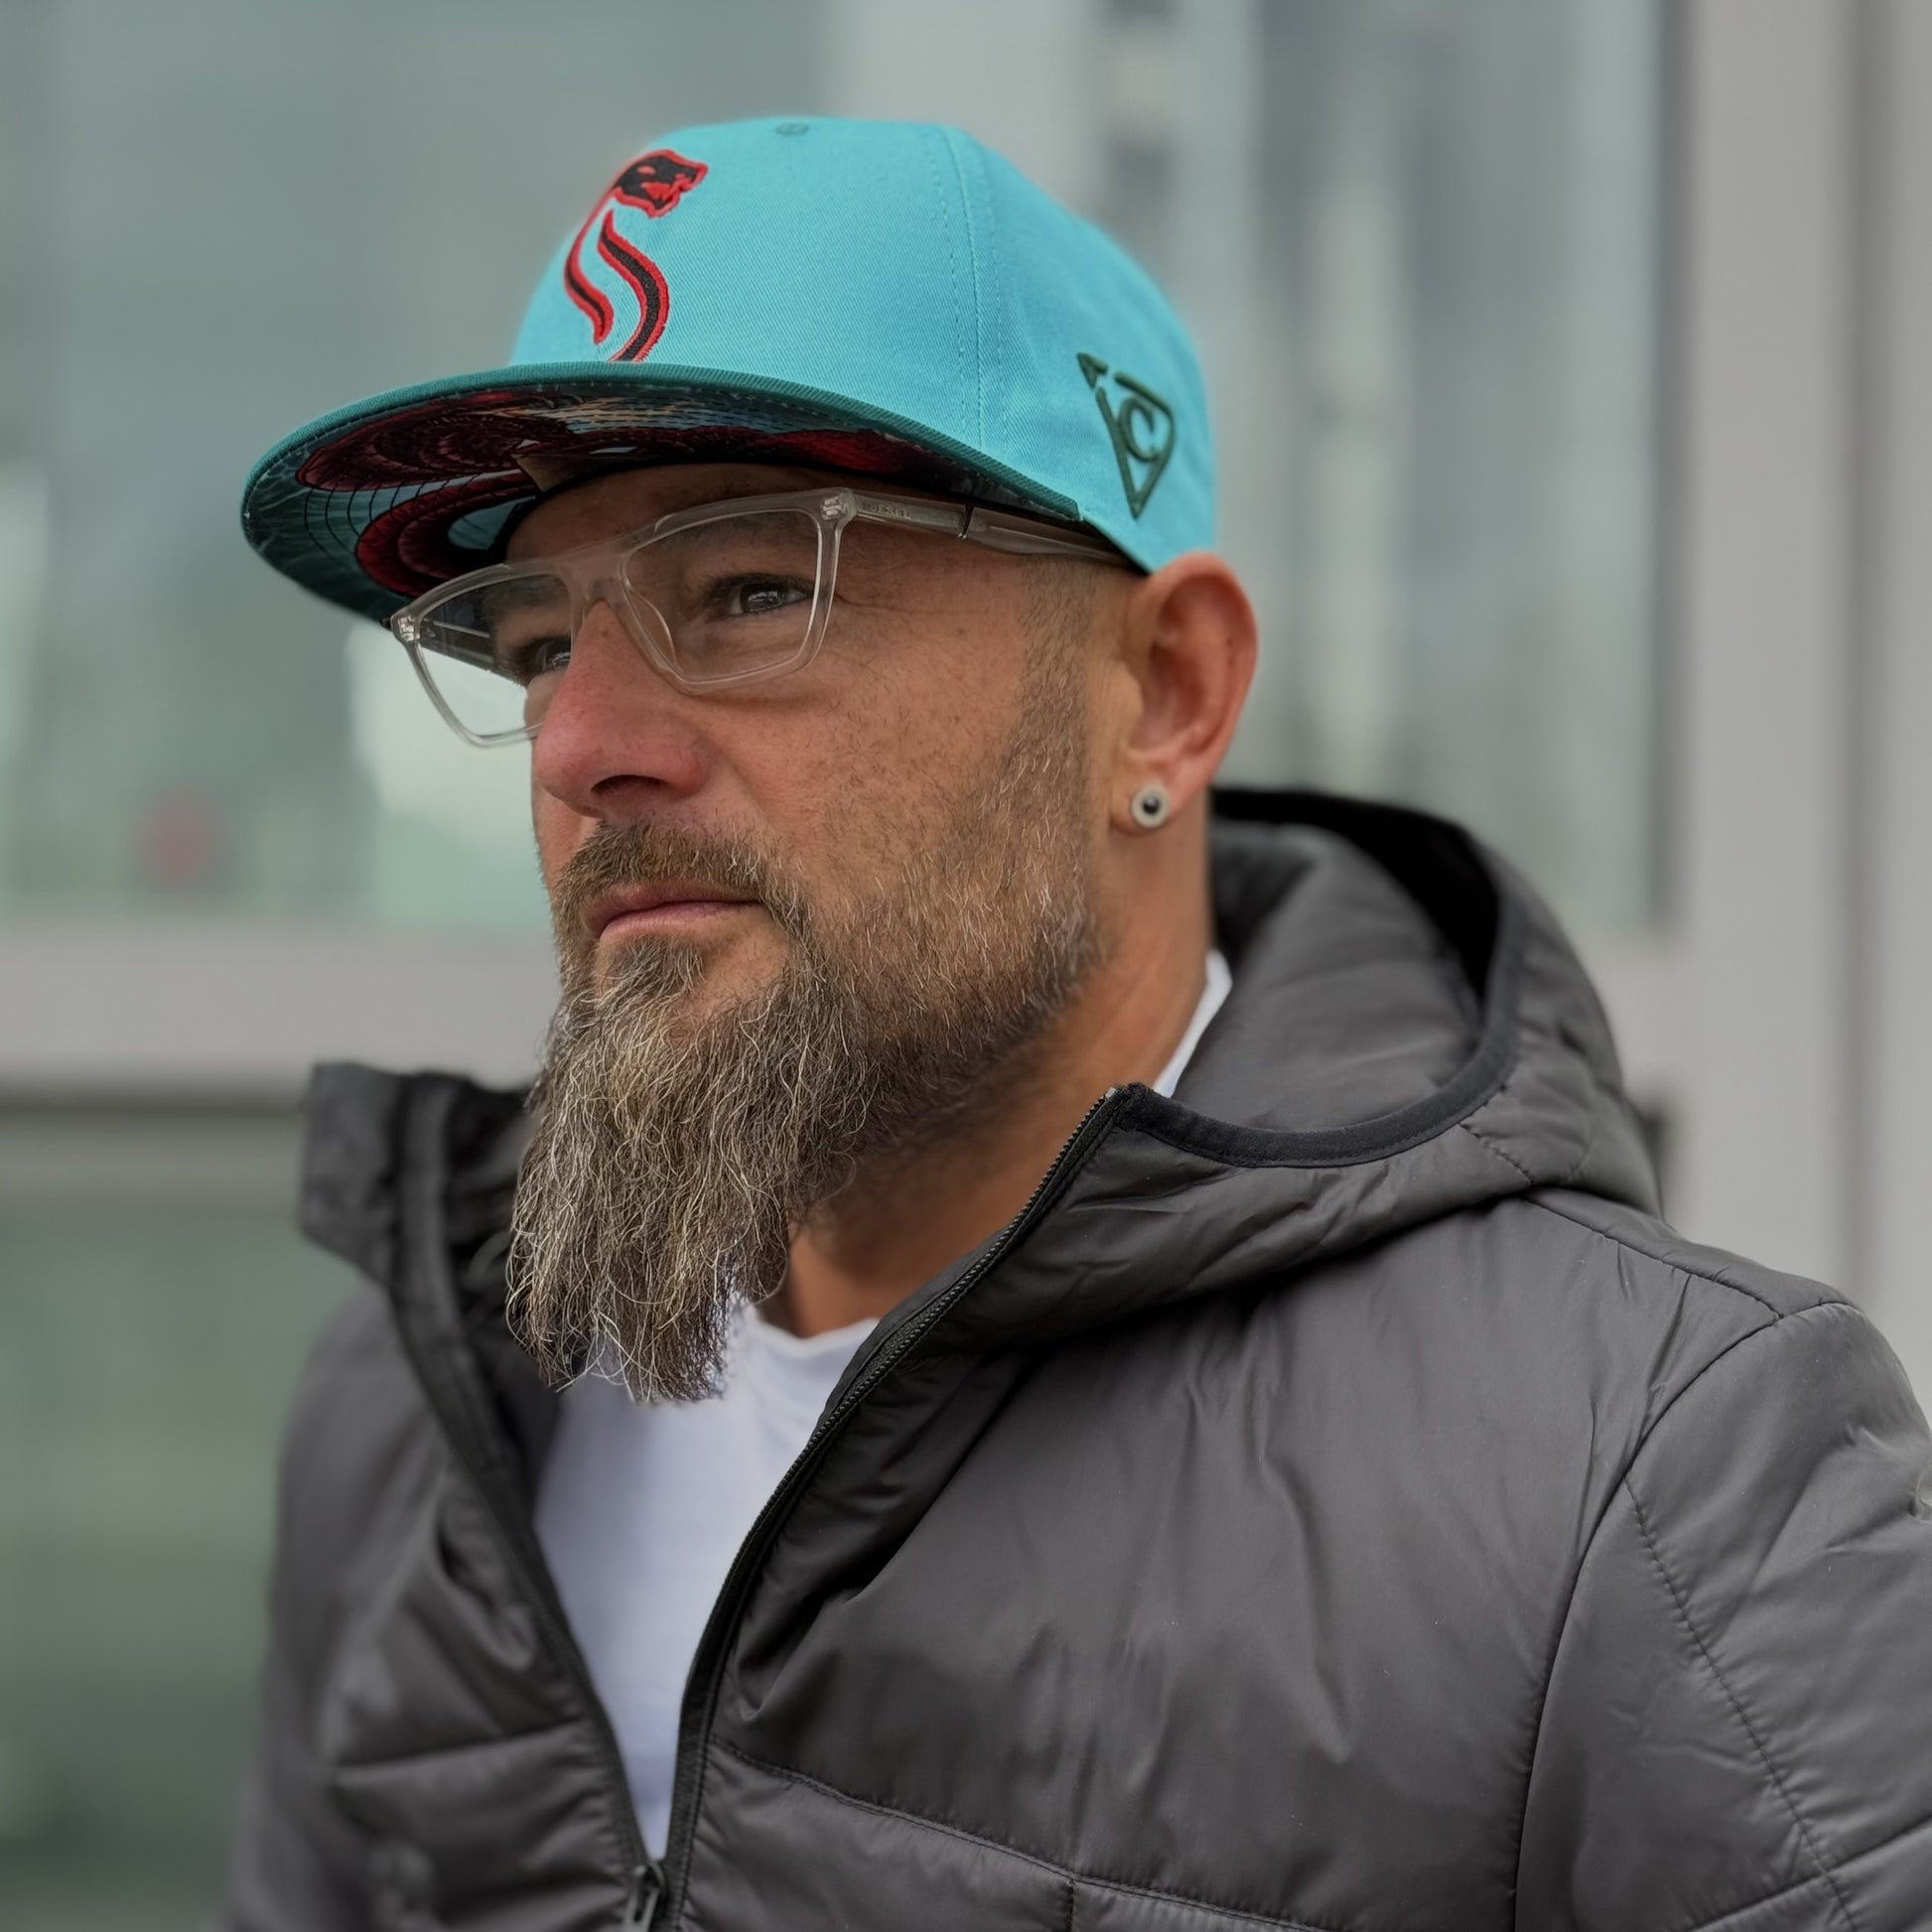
[
  {"x1": 962, "y1": 505, "x2": 1136, "y2": 566},
  {"x1": 844, "y1": 489, "x2": 1135, "y2": 568}
]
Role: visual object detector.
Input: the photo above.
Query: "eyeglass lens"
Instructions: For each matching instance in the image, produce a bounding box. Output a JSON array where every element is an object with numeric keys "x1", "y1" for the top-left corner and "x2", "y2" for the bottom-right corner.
[{"x1": 406, "y1": 507, "x2": 828, "y2": 741}]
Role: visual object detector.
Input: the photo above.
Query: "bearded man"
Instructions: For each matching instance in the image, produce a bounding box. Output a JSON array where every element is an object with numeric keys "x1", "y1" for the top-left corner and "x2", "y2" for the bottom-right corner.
[{"x1": 220, "y1": 118, "x2": 1932, "y2": 1932}]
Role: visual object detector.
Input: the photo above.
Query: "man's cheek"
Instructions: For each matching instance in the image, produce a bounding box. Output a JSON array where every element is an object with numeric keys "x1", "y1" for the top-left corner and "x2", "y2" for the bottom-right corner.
[{"x1": 531, "y1": 791, "x2": 584, "y2": 895}]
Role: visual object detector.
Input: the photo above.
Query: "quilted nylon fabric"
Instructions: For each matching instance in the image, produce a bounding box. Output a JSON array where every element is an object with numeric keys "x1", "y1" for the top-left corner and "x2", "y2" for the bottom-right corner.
[{"x1": 214, "y1": 792, "x2": 1932, "y2": 1932}]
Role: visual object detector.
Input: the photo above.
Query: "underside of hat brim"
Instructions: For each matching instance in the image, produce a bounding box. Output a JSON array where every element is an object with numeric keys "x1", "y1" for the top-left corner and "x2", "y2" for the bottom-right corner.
[{"x1": 240, "y1": 360, "x2": 1085, "y2": 625}]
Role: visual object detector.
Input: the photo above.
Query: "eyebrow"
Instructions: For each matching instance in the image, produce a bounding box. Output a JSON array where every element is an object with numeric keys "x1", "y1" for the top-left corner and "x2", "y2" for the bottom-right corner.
[{"x1": 505, "y1": 468, "x2": 838, "y2": 561}]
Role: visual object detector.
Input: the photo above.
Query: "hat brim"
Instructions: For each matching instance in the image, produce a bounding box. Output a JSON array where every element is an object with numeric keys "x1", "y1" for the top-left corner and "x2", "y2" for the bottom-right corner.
[{"x1": 241, "y1": 360, "x2": 1085, "y2": 623}]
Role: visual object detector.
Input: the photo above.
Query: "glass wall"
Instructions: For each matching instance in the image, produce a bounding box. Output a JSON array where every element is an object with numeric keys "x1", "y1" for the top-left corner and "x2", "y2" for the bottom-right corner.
[
  {"x1": 1232, "y1": 0, "x2": 1666, "y2": 928},
  {"x1": 0, "y1": 2, "x2": 1668, "y2": 1924},
  {"x1": 0, "y1": 0, "x2": 830, "y2": 931},
  {"x1": 0, "y1": 0, "x2": 1664, "y2": 935},
  {"x1": 0, "y1": 1108, "x2": 348, "y2": 1930}
]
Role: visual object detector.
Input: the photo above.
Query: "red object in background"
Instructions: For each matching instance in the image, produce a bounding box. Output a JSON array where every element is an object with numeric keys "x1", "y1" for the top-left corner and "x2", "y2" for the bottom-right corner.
[{"x1": 139, "y1": 788, "x2": 224, "y2": 890}]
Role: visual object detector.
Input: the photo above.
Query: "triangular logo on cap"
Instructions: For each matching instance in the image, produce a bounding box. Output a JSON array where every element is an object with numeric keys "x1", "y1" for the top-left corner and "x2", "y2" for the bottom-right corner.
[{"x1": 1079, "y1": 354, "x2": 1175, "y2": 519}]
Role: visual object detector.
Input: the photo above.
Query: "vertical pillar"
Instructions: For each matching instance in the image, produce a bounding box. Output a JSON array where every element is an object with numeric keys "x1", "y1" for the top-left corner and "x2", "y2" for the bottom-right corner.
[
  {"x1": 1856, "y1": 0, "x2": 1932, "y2": 1396},
  {"x1": 1673, "y1": 0, "x2": 1856, "y2": 1287}
]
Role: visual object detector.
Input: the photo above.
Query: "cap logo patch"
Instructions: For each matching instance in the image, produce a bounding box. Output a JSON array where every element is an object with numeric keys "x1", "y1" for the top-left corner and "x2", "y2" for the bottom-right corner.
[
  {"x1": 1079, "y1": 352, "x2": 1174, "y2": 518},
  {"x1": 563, "y1": 149, "x2": 709, "y2": 362}
]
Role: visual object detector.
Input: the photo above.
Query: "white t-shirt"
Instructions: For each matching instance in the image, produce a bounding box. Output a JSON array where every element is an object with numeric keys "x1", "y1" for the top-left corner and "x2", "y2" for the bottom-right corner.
[{"x1": 534, "y1": 951, "x2": 1231, "y2": 1853}]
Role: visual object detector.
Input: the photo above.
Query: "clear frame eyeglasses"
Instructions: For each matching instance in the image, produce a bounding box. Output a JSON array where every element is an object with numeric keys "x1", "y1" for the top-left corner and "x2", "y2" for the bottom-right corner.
[{"x1": 385, "y1": 484, "x2": 1135, "y2": 748}]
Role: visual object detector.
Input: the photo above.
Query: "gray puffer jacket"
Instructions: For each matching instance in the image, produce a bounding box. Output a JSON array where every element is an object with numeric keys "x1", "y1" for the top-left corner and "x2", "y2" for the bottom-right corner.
[{"x1": 217, "y1": 791, "x2": 1932, "y2": 1932}]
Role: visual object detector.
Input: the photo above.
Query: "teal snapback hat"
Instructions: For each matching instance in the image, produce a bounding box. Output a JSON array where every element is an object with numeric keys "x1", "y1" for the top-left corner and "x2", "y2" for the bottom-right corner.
[{"x1": 240, "y1": 116, "x2": 1215, "y2": 622}]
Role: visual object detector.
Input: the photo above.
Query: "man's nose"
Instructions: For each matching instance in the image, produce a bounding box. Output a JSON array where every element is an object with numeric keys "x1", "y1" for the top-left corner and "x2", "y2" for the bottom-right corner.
[{"x1": 529, "y1": 600, "x2": 709, "y2": 819}]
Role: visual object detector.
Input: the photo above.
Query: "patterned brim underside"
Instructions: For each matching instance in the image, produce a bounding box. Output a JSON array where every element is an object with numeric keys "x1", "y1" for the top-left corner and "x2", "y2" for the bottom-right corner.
[{"x1": 243, "y1": 379, "x2": 1058, "y2": 622}]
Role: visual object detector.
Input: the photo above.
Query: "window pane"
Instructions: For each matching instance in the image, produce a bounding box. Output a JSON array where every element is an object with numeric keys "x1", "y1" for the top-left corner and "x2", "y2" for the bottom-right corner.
[
  {"x1": 0, "y1": 0, "x2": 830, "y2": 932},
  {"x1": 1213, "y1": 0, "x2": 1666, "y2": 928},
  {"x1": 0, "y1": 1108, "x2": 348, "y2": 1928},
  {"x1": 0, "y1": 0, "x2": 1663, "y2": 936}
]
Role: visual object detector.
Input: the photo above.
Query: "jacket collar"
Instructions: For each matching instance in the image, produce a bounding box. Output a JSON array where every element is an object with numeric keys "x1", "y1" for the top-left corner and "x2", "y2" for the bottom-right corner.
[{"x1": 298, "y1": 788, "x2": 1656, "y2": 1361}]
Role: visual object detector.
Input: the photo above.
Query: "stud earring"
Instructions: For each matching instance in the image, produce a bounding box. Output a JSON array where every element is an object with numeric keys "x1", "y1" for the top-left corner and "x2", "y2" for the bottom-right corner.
[{"x1": 1129, "y1": 783, "x2": 1172, "y2": 831}]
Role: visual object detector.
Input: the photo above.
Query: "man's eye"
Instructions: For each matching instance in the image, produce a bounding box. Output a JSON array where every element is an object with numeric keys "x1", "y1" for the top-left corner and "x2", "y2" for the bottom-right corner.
[
  {"x1": 713, "y1": 576, "x2": 810, "y2": 621},
  {"x1": 503, "y1": 635, "x2": 571, "y2": 685}
]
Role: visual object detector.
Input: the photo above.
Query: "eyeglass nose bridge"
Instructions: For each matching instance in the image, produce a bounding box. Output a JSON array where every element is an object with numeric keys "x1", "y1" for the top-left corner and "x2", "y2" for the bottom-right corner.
[{"x1": 561, "y1": 554, "x2": 685, "y2": 686}]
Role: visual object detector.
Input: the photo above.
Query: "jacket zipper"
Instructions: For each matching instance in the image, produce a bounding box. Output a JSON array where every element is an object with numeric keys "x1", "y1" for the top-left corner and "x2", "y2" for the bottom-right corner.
[
  {"x1": 628, "y1": 1861, "x2": 666, "y2": 1926},
  {"x1": 656, "y1": 1085, "x2": 1128, "y2": 1924},
  {"x1": 396, "y1": 1085, "x2": 660, "y2": 1921},
  {"x1": 399, "y1": 1077, "x2": 1123, "y2": 1927}
]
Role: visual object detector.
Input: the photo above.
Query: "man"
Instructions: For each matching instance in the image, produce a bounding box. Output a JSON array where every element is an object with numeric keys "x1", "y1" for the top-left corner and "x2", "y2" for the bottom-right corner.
[{"x1": 222, "y1": 117, "x2": 1932, "y2": 1931}]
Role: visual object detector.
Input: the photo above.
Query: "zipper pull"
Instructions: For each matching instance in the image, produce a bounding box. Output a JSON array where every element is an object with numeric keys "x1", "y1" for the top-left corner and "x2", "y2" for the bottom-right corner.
[{"x1": 628, "y1": 1859, "x2": 667, "y2": 1927}]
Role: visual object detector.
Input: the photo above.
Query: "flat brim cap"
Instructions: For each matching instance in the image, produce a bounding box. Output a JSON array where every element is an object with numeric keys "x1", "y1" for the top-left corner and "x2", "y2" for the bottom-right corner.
[{"x1": 241, "y1": 116, "x2": 1215, "y2": 623}]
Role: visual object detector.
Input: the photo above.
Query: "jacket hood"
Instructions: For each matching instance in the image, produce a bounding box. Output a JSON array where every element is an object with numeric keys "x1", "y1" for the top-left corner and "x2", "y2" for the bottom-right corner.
[{"x1": 299, "y1": 789, "x2": 1657, "y2": 1354}]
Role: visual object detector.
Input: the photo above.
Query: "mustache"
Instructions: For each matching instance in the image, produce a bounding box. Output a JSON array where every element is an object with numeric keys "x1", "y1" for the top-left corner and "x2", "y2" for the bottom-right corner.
[{"x1": 549, "y1": 820, "x2": 813, "y2": 967}]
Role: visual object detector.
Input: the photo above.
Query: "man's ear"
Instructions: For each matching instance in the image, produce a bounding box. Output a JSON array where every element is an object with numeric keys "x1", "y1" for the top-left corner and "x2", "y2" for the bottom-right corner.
[{"x1": 1106, "y1": 552, "x2": 1258, "y2": 832}]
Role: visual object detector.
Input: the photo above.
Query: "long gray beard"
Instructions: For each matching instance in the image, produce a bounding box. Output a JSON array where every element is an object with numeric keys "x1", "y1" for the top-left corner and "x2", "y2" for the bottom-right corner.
[
  {"x1": 507, "y1": 653, "x2": 1099, "y2": 1401},
  {"x1": 507, "y1": 935, "x2": 873, "y2": 1401}
]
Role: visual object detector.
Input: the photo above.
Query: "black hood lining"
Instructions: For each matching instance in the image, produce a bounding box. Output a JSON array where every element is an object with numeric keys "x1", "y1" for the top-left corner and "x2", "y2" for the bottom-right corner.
[
  {"x1": 1210, "y1": 788, "x2": 1501, "y2": 992},
  {"x1": 1122, "y1": 788, "x2": 1524, "y2": 1171}
]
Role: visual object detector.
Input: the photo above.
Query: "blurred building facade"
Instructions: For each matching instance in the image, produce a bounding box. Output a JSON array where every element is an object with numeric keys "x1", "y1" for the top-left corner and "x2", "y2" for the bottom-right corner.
[{"x1": 1, "y1": 1, "x2": 1927, "y2": 1925}]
